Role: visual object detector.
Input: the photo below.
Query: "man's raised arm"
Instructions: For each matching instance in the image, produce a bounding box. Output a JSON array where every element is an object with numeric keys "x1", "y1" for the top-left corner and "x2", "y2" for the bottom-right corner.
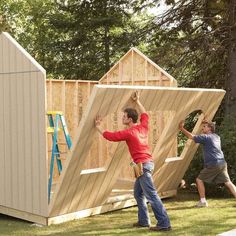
[
  {"x1": 132, "y1": 91, "x2": 146, "y2": 113},
  {"x1": 179, "y1": 120, "x2": 194, "y2": 139}
]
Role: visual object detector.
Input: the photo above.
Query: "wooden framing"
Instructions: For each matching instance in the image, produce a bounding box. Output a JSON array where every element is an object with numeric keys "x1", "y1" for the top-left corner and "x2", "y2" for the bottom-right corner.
[{"x1": 0, "y1": 32, "x2": 225, "y2": 225}]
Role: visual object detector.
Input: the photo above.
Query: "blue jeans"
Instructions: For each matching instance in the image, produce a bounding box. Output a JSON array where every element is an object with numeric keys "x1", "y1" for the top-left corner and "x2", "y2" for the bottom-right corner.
[{"x1": 134, "y1": 161, "x2": 170, "y2": 228}]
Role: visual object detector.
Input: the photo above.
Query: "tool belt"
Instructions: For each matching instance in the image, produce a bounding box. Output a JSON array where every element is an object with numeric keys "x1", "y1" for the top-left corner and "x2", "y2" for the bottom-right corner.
[{"x1": 130, "y1": 162, "x2": 143, "y2": 178}]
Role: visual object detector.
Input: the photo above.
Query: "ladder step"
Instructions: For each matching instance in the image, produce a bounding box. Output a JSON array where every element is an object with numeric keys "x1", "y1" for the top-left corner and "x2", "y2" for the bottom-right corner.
[
  {"x1": 47, "y1": 127, "x2": 62, "y2": 133},
  {"x1": 47, "y1": 111, "x2": 63, "y2": 115}
]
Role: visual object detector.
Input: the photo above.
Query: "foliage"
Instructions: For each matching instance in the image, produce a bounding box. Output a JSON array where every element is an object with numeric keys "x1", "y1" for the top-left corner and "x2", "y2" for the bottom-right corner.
[
  {"x1": 0, "y1": 0, "x2": 155, "y2": 80},
  {"x1": 0, "y1": 0, "x2": 61, "y2": 79},
  {"x1": 218, "y1": 114, "x2": 236, "y2": 184},
  {"x1": 147, "y1": 0, "x2": 230, "y2": 89},
  {"x1": 46, "y1": 0, "x2": 146, "y2": 80}
]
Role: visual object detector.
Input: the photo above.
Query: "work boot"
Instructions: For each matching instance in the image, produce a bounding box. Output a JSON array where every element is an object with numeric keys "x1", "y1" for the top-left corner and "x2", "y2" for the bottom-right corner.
[
  {"x1": 133, "y1": 222, "x2": 150, "y2": 228},
  {"x1": 149, "y1": 226, "x2": 172, "y2": 231}
]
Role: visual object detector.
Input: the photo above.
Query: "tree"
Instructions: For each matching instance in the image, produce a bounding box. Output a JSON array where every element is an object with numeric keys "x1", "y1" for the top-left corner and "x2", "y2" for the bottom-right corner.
[
  {"x1": 47, "y1": 0, "x2": 153, "y2": 80},
  {"x1": 1, "y1": 0, "x2": 156, "y2": 80},
  {"x1": 144, "y1": 0, "x2": 235, "y2": 116},
  {"x1": 0, "y1": 0, "x2": 60, "y2": 77},
  {"x1": 226, "y1": 0, "x2": 236, "y2": 114}
]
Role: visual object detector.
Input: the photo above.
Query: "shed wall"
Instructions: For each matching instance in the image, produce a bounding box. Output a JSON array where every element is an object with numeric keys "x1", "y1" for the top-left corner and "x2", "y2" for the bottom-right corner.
[{"x1": 0, "y1": 32, "x2": 48, "y2": 217}]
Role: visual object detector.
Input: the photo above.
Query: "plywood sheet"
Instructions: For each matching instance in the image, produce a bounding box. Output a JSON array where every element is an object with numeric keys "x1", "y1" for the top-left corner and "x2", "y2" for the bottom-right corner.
[{"x1": 49, "y1": 85, "x2": 225, "y2": 217}]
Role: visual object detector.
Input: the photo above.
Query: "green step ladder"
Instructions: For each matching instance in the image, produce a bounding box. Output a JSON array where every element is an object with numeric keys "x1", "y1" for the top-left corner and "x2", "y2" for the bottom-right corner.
[{"x1": 47, "y1": 111, "x2": 72, "y2": 202}]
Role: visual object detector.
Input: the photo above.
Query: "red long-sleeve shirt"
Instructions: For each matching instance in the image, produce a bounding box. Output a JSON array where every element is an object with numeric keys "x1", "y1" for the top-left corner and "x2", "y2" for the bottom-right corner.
[{"x1": 103, "y1": 113, "x2": 153, "y2": 163}]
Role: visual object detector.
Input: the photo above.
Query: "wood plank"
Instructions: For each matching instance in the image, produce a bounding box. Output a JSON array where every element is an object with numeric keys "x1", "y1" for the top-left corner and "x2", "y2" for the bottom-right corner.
[
  {"x1": 0, "y1": 77, "x2": 4, "y2": 205},
  {"x1": 23, "y1": 77, "x2": 33, "y2": 214},
  {"x1": 67, "y1": 173, "x2": 91, "y2": 212},
  {"x1": 48, "y1": 86, "x2": 105, "y2": 216},
  {"x1": 37, "y1": 74, "x2": 48, "y2": 216},
  {"x1": 48, "y1": 189, "x2": 176, "y2": 225},
  {"x1": 8, "y1": 40, "x2": 19, "y2": 209},
  {"x1": 48, "y1": 198, "x2": 137, "y2": 225},
  {"x1": 17, "y1": 74, "x2": 27, "y2": 212},
  {"x1": 76, "y1": 172, "x2": 103, "y2": 211},
  {"x1": 10, "y1": 76, "x2": 19, "y2": 209},
  {"x1": 63, "y1": 87, "x2": 130, "y2": 214},
  {"x1": 88, "y1": 143, "x2": 128, "y2": 208},
  {"x1": 76, "y1": 89, "x2": 130, "y2": 211},
  {"x1": 59, "y1": 86, "x2": 118, "y2": 212},
  {"x1": 3, "y1": 77, "x2": 12, "y2": 208},
  {"x1": 0, "y1": 206, "x2": 47, "y2": 225},
  {"x1": 30, "y1": 72, "x2": 41, "y2": 214}
]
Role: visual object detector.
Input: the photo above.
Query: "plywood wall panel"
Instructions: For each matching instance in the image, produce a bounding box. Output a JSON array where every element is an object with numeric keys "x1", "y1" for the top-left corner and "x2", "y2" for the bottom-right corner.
[{"x1": 49, "y1": 85, "x2": 225, "y2": 218}]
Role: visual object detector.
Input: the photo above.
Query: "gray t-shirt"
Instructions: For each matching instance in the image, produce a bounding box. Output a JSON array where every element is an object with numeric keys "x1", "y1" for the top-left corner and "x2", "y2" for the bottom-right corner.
[{"x1": 193, "y1": 133, "x2": 225, "y2": 167}]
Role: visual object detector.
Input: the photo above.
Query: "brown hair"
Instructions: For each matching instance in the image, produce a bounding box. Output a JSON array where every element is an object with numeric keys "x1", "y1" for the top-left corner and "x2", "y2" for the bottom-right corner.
[{"x1": 124, "y1": 108, "x2": 138, "y2": 123}]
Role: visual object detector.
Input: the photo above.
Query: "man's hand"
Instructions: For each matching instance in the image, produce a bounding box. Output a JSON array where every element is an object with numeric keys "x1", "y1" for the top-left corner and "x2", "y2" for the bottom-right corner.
[
  {"x1": 179, "y1": 120, "x2": 184, "y2": 130},
  {"x1": 95, "y1": 115, "x2": 104, "y2": 135},
  {"x1": 133, "y1": 163, "x2": 143, "y2": 178},
  {"x1": 202, "y1": 115, "x2": 208, "y2": 124},
  {"x1": 95, "y1": 115, "x2": 102, "y2": 127},
  {"x1": 131, "y1": 90, "x2": 146, "y2": 113},
  {"x1": 178, "y1": 120, "x2": 194, "y2": 139},
  {"x1": 131, "y1": 91, "x2": 140, "y2": 102}
]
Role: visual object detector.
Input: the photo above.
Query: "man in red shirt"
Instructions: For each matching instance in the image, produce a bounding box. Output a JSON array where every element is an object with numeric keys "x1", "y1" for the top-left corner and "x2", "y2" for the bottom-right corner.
[{"x1": 95, "y1": 92, "x2": 171, "y2": 232}]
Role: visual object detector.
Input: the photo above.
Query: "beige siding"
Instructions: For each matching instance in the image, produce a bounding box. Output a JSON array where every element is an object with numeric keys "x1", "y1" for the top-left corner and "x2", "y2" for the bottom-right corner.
[{"x1": 0, "y1": 32, "x2": 48, "y2": 216}]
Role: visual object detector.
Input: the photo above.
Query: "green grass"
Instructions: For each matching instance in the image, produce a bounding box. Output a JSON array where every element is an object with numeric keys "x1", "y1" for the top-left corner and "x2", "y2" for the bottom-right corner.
[{"x1": 0, "y1": 190, "x2": 235, "y2": 236}]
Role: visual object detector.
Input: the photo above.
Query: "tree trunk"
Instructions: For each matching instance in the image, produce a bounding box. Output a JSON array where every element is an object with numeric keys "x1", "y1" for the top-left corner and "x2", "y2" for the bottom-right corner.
[
  {"x1": 104, "y1": 24, "x2": 110, "y2": 71},
  {"x1": 226, "y1": 0, "x2": 236, "y2": 115}
]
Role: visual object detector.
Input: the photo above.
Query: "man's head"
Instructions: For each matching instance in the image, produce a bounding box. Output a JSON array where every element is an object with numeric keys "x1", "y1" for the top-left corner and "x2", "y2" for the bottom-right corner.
[
  {"x1": 202, "y1": 121, "x2": 215, "y2": 134},
  {"x1": 123, "y1": 108, "x2": 138, "y2": 125}
]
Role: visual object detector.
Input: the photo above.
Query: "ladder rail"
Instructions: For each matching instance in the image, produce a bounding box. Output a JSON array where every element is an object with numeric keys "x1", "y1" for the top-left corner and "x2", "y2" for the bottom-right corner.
[
  {"x1": 59, "y1": 115, "x2": 72, "y2": 149},
  {"x1": 48, "y1": 114, "x2": 62, "y2": 173},
  {"x1": 47, "y1": 112, "x2": 72, "y2": 202}
]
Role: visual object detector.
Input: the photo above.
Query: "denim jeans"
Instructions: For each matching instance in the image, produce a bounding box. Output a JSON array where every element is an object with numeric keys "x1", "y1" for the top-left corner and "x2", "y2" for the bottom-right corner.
[{"x1": 133, "y1": 161, "x2": 170, "y2": 228}]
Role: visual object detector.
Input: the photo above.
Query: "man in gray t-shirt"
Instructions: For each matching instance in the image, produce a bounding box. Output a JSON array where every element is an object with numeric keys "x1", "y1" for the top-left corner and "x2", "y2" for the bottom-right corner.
[{"x1": 179, "y1": 120, "x2": 236, "y2": 207}]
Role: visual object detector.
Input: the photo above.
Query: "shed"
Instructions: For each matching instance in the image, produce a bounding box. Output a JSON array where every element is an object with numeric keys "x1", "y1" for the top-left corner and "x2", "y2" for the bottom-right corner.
[{"x1": 0, "y1": 32, "x2": 225, "y2": 225}]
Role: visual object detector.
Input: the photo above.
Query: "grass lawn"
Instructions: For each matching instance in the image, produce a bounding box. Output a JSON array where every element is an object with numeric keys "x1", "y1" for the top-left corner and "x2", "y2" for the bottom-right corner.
[{"x1": 0, "y1": 190, "x2": 235, "y2": 236}]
